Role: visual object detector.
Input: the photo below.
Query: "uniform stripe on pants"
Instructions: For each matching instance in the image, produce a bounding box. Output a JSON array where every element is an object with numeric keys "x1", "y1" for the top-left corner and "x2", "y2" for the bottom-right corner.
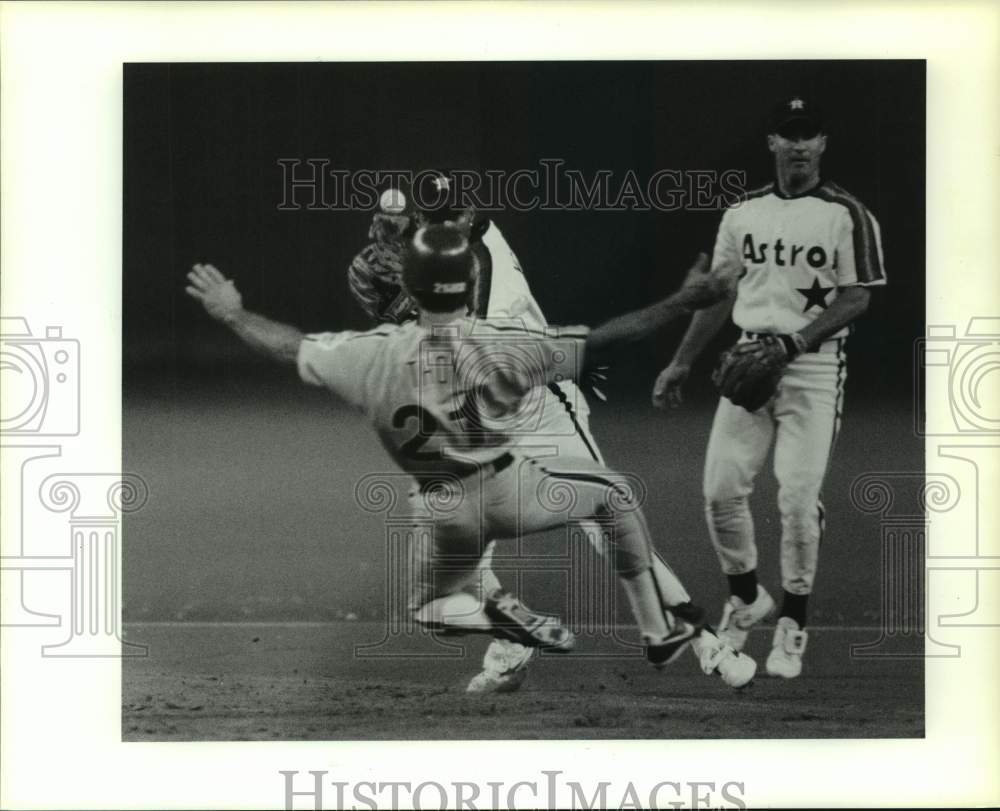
[
  {"x1": 818, "y1": 338, "x2": 846, "y2": 549},
  {"x1": 547, "y1": 382, "x2": 601, "y2": 463}
]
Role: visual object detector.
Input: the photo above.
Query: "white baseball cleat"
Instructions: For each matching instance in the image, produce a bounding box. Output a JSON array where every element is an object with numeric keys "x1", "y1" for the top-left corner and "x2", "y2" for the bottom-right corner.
[
  {"x1": 693, "y1": 630, "x2": 757, "y2": 689},
  {"x1": 466, "y1": 639, "x2": 535, "y2": 694},
  {"x1": 765, "y1": 617, "x2": 808, "y2": 678},
  {"x1": 717, "y1": 584, "x2": 775, "y2": 651}
]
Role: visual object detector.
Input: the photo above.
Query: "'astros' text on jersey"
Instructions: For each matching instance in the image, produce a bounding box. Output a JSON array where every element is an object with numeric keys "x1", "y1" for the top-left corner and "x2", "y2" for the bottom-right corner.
[{"x1": 712, "y1": 180, "x2": 887, "y2": 336}]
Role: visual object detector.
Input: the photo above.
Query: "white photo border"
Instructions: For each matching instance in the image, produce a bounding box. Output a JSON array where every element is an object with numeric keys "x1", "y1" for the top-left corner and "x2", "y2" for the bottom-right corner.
[{"x1": 2, "y1": 1, "x2": 998, "y2": 808}]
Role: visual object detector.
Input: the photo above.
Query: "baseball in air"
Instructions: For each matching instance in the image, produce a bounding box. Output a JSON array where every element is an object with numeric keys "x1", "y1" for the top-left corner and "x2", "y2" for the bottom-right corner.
[{"x1": 380, "y1": 188, "x2": 407, "y2": 214}]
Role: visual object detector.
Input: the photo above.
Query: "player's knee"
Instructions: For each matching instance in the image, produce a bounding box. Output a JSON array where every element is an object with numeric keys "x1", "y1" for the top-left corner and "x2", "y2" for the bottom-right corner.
[
  {"x1": 705, "y1": 495, "x2": 750, "y2": 522},
  {"x1": 779, "y1": 505, "x2": 822, "y2": 545},
  {"x1": 703, "y1": 472, "x2": 752, "y2": 503}
]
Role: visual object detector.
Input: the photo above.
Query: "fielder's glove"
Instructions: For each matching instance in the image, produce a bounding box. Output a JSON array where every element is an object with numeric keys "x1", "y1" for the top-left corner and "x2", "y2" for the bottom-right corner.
[
  {"x1": 712, "y1": 333, "x2": 808, "y2": 412},
  {"x1": 347, "y1": 241, "x2": 418, "y2": 324}
]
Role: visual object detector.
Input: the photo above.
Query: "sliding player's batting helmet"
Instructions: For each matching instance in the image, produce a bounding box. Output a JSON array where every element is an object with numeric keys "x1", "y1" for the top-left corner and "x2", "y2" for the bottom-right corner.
[{"x1": 402, "y1": 223, "x2": 477, "y2": 313}]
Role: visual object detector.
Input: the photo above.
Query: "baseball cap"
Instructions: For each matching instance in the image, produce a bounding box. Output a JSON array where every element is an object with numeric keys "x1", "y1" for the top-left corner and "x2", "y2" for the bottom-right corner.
[{"x1": 769, "y1": 96, "x2": 824, "y2": 137}]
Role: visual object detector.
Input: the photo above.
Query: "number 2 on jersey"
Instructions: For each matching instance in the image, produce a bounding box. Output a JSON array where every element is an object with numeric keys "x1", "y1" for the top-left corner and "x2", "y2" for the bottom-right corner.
[{"x1": 391, "y1": 404, "x2": 443, "y2": 461}]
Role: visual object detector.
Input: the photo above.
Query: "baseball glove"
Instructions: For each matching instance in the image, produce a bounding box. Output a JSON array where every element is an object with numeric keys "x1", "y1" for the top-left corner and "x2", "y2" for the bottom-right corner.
[
  {"x1": 347, "y1": 241, "x2": 418, "y2": 324},
  {"x1": 712, "y1": 334, "x2": 803, "y2": 412}
]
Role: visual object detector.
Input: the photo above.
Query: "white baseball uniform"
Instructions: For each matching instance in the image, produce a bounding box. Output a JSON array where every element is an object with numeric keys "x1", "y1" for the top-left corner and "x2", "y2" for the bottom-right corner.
[
  {"x1": 298, "y1": 318, "x2": 686, "y2": 638},
  {"x1": 475, "y1": 221, "x2": 603, "y2": 463},
  {"x1": 704, "y1": 180, "x2": 886, "y2": 594}
]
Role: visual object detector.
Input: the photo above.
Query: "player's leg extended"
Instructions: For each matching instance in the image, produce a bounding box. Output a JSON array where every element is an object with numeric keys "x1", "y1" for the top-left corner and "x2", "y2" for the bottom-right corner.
[
  {"x1": 495, "y1": 456, "x2": 755, "y2": 686},
  {"x1": 767, "y1": 349, "x2": 844, "y2": 677},
  {"x1": 522, "y1": 386, "x2": 692, "y2": 611},
  {"x1": 464, "y1": 386, "x2": 608, "y2": 693}
]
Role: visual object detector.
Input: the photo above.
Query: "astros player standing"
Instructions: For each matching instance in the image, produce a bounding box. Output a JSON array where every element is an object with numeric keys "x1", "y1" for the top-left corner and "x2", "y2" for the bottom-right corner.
[
  {"x1": 187, "y1": 224, "x2": 758, "y2": 691},
  {"x1": 652, "y1": 97, "x2": 886, "y2": 678}
]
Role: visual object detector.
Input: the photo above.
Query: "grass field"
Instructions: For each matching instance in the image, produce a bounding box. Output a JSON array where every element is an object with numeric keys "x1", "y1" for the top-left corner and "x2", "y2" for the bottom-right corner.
[
  {"x1": 122, "y1": 623, "x2": 923, "y2": 740},
  {"x1": 123, "y1": 383, "x2": 924, "y2": 740}
]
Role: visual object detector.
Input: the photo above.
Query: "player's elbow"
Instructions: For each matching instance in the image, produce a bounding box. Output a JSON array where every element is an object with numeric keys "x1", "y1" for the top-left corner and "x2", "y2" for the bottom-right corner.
[{"x1": 841, "y1": 285, "x2": 871, "y2": 317}]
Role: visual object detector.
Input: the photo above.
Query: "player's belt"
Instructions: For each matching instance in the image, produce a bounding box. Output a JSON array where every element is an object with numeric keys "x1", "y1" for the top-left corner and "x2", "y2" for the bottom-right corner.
[
  {"x1": 742, "y1": 331, "x2": 845, "y2": 356},
  {"x1": 743, "y1": 330, "x2": 820, "y2": 353}
]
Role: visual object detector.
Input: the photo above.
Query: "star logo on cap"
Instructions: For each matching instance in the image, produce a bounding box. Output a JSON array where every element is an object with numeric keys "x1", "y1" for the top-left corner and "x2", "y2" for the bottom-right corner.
[{"x1": 789, "y1": 98, "x2": 805, "y2": 110}]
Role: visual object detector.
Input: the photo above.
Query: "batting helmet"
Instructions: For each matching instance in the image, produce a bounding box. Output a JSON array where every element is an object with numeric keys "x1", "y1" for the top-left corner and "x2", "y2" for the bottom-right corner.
[{"x1": 402, "y1": 223, "x2": 477, "y2": 313}]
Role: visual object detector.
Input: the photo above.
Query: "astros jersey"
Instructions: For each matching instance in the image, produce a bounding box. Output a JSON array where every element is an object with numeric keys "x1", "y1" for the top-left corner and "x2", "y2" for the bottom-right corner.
[
  {"x1": 474, "y1": 219, "x2": 594, "y2": 437},
  {"x1": 475, "y1": 221, "x2": 549, "y2": 331},
  {"x1": 297, "y1": 318, "x2": 589, "y2": 477},
  {"x1": 713, "y1": 180, "x2": 886, "y2": 336}
]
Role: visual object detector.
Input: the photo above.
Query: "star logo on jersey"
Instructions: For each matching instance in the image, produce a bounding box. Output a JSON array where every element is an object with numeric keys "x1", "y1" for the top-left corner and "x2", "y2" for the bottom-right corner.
[{"x1": 797, "y1": 277, "x2": 834, "y2": 311}]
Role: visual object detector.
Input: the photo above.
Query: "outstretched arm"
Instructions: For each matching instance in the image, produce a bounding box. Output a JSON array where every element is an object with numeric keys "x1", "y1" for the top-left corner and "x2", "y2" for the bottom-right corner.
[
  {"x1": 185, "y1": 263, "x2": 303, "y2": 365},
  {"x1": 585, "y1": 253, "x2": 735, "y2": 357}
]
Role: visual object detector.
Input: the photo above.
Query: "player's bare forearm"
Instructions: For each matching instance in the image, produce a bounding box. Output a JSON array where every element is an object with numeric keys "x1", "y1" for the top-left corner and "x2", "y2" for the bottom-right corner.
[
  {"x1": 586, "y1": 253, "x2": 733, "y2": 357},
  {"x1": 186, "y1": 262, "x2": 302, "y2": 365},
  {"x1": 672, "y1": 291, "x2": 736, "y2": 366},
  {"x1": 796, "y1": 286, "x2": 871, "y2": 349},
  {"x1": 586, "y1": 295, "x2": 692, "y2": 356},
  {"x1": 224, "y1": 310, "x2": 303, "y2": 365}
]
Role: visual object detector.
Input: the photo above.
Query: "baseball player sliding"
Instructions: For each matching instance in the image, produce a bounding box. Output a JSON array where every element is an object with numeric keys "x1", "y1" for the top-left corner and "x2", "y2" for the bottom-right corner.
[
  {"x1": 186, "y1": 223, "x2": 758, "y2": 691},
  {"x1": 653, "y1": 96, "x2": 886, "y2": 678},
  {"x1": 348, "y1": 172, "x2": 614, "y2": 694}
]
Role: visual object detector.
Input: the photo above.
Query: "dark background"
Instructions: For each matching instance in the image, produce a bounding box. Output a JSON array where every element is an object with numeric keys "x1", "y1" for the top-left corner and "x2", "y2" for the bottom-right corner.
[{"x1": 124, "y1": 61, "x2": 924, "y2": 623}]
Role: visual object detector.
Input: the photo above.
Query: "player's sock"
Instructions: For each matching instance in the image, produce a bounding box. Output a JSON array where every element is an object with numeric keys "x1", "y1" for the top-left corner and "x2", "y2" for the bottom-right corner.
[
  {"x1": 727, "y1": 570, "x2": 759, "y2": 605},
  {"x1": 779, "y1": 590, "x2": 808, "y2": 629},
  {"x1": 670, "y1": 601, "x2": 707, "y2": 627},
  {"x1": 620, "y1": 569, "x2": 671, "y2": 642},
  {"x1": 412, "y1": 593, "x2": 494, "y2": 633}
]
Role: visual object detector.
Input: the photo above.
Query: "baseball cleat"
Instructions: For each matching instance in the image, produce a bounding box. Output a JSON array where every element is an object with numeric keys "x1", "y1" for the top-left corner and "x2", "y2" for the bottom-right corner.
[
  {"x1": 484, "y1": 590, "x2": 575, "y2": 652},
  {"x1": 765, "y1": 617, "x2": 808, "y2": 678},
  {"x1": 646, "y1": 621, "x2": 699, "y2": 669},
  {"x1": 717, "y1": 584, "x2": 775, "y2": 651},
  {"x1": 694, "y1": 630, "x2": 757, "y2": 689},
  {"x1": 466, "y1": 639, "x2": 535, "y2": 694},
  {"x1": 646, "y1": 603, "x2": 707, "y2": 668}
]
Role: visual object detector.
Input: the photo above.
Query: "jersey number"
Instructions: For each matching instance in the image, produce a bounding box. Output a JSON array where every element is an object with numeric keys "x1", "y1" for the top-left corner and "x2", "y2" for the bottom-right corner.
[{"x1": 391, "y1": 405, "x2": 442, "y2": 461}]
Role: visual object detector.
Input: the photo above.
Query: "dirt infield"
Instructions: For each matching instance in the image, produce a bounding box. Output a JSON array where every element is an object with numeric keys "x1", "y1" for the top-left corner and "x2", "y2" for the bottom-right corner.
[{"x1": 122, "y1": 623, "x2": 922, "y2": 740}]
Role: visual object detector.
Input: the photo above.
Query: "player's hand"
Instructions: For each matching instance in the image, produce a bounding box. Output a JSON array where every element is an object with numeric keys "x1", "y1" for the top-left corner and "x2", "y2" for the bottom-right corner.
[
  {"x1": 186, "y1": 263, "x2": 243, "y2": 323},
  {"x1": 652, "y1": 362, "x2": 691, "y2": 410}
]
